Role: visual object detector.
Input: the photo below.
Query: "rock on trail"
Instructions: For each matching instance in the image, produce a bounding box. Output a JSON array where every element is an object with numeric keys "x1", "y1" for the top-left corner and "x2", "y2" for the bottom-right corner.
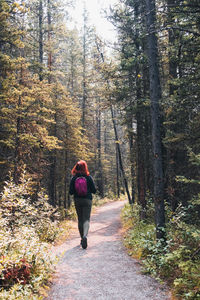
[{"x1": 46, "y1": 200, "x2": 171, "y2": 300}]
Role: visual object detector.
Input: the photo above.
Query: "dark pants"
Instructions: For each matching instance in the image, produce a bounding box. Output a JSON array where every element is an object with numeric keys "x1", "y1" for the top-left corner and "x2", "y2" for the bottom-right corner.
[{"x1": 74, "y1": 198, "x2": 92, "y2": 238}]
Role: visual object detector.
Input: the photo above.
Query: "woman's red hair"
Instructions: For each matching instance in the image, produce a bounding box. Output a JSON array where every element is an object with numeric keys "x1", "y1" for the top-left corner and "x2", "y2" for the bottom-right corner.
[{"x1": 71, "y1": 160, "x2": 90, "y2": 176}]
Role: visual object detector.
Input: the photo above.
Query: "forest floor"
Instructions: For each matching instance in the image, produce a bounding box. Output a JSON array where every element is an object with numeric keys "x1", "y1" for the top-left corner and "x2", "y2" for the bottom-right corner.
[{"x1": 44, "y1": 200, "x2": 171, "y2": 300}]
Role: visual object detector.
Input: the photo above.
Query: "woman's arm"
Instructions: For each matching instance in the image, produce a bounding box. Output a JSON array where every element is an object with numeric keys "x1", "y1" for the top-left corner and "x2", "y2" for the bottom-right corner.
[
  {"x1": 69, "y1": 177, "x2": 75, "y2": 195},
  {"x1": 89, "y1": 176, "x2": 96, "y2": 194}
]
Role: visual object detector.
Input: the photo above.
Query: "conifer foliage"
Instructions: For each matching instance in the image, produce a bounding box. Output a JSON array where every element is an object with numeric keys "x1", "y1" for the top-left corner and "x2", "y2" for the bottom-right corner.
[
  {"x1": 109, "y1": 0, "x2": 200, "y2": 228},
  {"x1": 0, "y1": 0, "x2": 91, "y2": 206}
]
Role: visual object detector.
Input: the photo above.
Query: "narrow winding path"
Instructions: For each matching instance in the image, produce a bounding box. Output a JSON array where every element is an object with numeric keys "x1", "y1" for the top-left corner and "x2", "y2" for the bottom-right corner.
[{"x1": 46, "y1": 201, "x2": 171, "y2": 300}]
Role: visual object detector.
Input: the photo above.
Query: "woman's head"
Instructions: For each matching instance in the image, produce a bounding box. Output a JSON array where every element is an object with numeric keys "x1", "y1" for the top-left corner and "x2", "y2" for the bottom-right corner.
[{"x1": 71, "y1": 160, "x2": 90, "y2": 176}]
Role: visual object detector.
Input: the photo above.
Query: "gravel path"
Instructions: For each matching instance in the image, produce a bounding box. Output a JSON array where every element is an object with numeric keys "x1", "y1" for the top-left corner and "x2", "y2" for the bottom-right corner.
[{"x1": 46, "y1": 200, "x2": 171, "y2": 300}]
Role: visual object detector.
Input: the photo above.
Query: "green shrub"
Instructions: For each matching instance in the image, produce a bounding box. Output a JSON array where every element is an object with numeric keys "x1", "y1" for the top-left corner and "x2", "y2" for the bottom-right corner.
[{"x1": 121, "y1": 202, "x2": 200, "y2": 300}]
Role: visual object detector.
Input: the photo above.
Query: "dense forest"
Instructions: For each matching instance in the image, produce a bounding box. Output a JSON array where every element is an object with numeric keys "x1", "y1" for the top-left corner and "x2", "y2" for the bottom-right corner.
[{"x1": 0, "y1": 0, "x2": 200, "y2": 299}]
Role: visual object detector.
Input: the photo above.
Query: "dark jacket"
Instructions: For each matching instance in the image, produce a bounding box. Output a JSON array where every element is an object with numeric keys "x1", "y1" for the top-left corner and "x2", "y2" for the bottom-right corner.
[{"x1": 69, "y1": 173, "x2": 96, "y2": 200}]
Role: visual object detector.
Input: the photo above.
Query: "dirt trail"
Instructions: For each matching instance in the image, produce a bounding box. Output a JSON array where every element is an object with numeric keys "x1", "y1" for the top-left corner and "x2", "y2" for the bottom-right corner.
[{"x1": 46, "y1": 200, "x2": 171, "y2": 300}]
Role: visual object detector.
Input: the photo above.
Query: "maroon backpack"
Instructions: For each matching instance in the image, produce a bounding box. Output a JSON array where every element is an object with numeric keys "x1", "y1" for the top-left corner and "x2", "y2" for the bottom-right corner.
[{"x1": 75, "y1": 177, "x2": 87, "y2": 197}]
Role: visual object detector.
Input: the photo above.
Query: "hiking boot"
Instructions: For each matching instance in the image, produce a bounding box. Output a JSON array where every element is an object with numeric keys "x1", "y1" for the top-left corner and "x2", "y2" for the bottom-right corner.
[{"x1": 81, "y1": 236, "x2": 87, "y2": 249}]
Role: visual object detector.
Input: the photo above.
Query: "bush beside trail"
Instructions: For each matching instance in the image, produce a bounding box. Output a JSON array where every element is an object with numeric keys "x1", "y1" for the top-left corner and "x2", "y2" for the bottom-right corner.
[
  {"x1": 121, "y1": 200, "x2": 200, "y2": 300},
  {"x1": 0, "y1": 174, "x2": 63, "y2": 300}
]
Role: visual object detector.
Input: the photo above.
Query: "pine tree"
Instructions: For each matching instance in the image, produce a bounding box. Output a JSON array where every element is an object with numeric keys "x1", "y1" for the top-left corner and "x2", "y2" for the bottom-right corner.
[{"x1": 145, "y1": 0, "x2": 165, "y2": 239}]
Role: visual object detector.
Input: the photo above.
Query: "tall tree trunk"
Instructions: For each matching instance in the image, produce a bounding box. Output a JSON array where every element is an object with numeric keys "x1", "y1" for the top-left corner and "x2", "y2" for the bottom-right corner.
[
  {"x1": 142, "y1": 36, "x2": 152, "y2": 195},
  {"x1": 110, "y1": 106, "x2": 132, "y2": 204},
  {"x1": 39, "y1": 0, "x2": 43, "y2": 81},
  {"x1": 64, "y1": 149, "x2": 68, "y2": 209},
  {"x1": 49, "y1": 153, "x2": 57, "y2": 207},
  {"x1": 145, "y1": 0, "x2": 165, "y2": 239},
  {"x1": 47, "y1": 0, "x2": 52, "y2": 83},
  {"x1": 64, "y1": 123, "x2": 71, "y2": 209},
  {"x1": 82, "y1": 5, "x2": 87, "y2": 129},
  {"x1": 96, "y1": 99, "x2": 104, "y2": 197},
  {"x1": 144, "y1": 111, "x2": 153, "y2": 193},
  {"x1": 126, "y1": 109, "x2": 135, "y2": 202},
  {"x1": 116, "y1": 144, "x2": 120, "y2": 198},
  {"x1": 49, "y1": 112, "x2": 57, "y2": 207},
  {"x1": 49, "y1": 90, "x2": 57, "y2": 207},
  {"x1": 103, "y1": 116, "x2": 109, "y2": 194},
  {"x1": 134, "y1": 0, "x2": 146, "y2": 215},
  {"x1": 166, "y1": 0, "x2": 178, "y2": 211},
  {"x1": 47, "y1": 0, "x2": 57, "y2": 207},
  {"x1": 30, "y1": 0, "x2": 44, "y2": 200},
  {"x1": 136, "y1": 71, "x2": 146, "y2": 215},
  {"x1": 136, "y1": 108, "x2": 146, "y2": 218}
]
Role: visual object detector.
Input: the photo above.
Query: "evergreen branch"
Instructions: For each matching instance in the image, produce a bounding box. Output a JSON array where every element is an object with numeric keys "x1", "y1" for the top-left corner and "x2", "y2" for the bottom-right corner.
[
  {"x1": 168, "y1": 26, "x2": 200, "y2": 37},
  {"x1": 191, "y1": 245, "x2": 200, "y2": 260}
]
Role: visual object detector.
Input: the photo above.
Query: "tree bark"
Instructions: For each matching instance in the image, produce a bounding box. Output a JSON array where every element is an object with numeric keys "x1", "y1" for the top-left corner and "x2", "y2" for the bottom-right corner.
[
  {"x1": 47, "y1": 0, "x2": 52, "y2": 83},
  {"x1": 110, "y1": 106, "x2": 132, "y2": 204},
  {"x1": 82, "y1": 5, "x2": 87, "y2": 129},
  {"x1": 166, "y1": 0, "x2": 178, "y2": 211},
  {"x1": 136, "y1": 110, "x2": 146, "y2": 218},
  {"x1": 145, "y1": 0, "x2": 165, "y2": 239},
  {"x1": 96, "y1": 99, "x2": 104, "y2": 197},
  {"x1": 39, "y1": 0, "x2": 43, "y2": 81},
  {"x1": 126, "y1": 109, "x2": 135, "y2": 203},
  {"x1": 134, "y1": 0, "x2": 146, "y2": 215},
  {"x1": 49, "y1": 98, "x2": 57, "y2": 207},
  {"x1": 116, "y1": 144, "x2": 120, "y2": 198}
]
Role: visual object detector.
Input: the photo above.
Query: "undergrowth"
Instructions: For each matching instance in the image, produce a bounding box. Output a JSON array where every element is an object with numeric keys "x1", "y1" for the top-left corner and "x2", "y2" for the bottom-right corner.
[
  {"x1": 121, "y1": 199, "x2": 200, "y2": 300},
  {"x1": 0, "y1": 174, "x2": 61, "y2": 300},
  {"x1": 92, "y1": 194, "x2": 120, "y2": 207}
]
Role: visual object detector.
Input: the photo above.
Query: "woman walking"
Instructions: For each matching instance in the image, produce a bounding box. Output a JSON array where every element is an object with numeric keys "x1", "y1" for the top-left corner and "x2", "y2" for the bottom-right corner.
[{"x1": 69, "y1": 160, "x2": 96, "y2": 249}]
